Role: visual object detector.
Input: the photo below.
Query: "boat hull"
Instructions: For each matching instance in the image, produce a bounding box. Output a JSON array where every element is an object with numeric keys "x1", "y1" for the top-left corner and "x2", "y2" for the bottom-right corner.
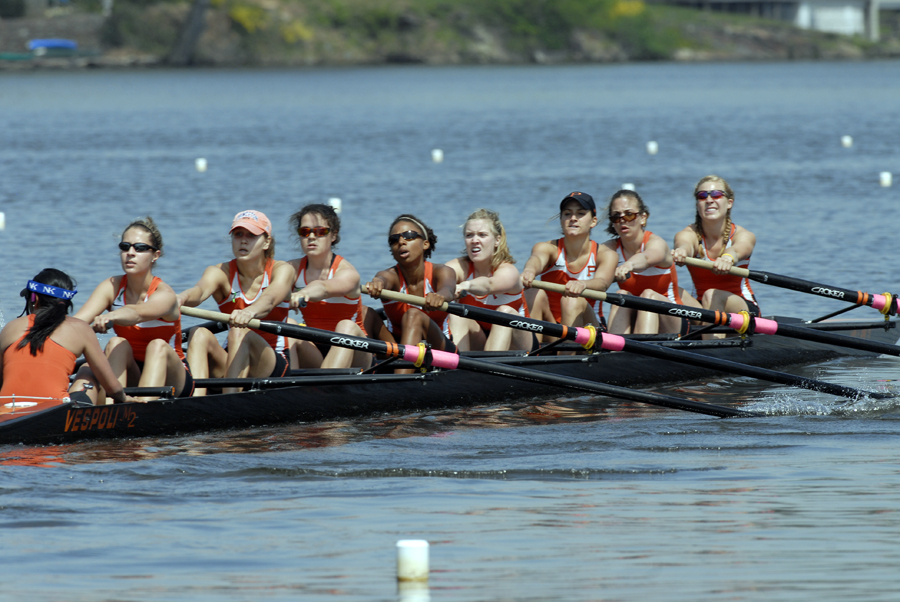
[{"x1": 1, "y1": 321, "x2": 895, "y2": 445}]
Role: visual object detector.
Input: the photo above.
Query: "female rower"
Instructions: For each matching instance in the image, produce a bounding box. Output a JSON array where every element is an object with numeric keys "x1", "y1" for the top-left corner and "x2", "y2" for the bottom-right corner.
[
  {"x1": 672, "y1": 175, "x2": 760, "y2": 315},
  {"x1": 520, "y1": 192, "x2": 617, "y2": 332},
  {"x1": 365, "y1": 214, "x2": 457, "y2": 356},
  {"x1": 444, "y1": 208, "x2": 532, "y2": 352},
  {"x1": 288, "y1": 203, "x2": 385, "y2": 370},
  {"x1": 177, "y1": 210, "x2": 295, "y2": 395},
  {"x1": 601, "y1": 190, "x2": 701, "y2": 335},
  {"x1": 0, "y1": 269, "x2": 135, "y2": 405},
  {"x1": 72, "y1": 217, "x2": 193, "y2": 402}
]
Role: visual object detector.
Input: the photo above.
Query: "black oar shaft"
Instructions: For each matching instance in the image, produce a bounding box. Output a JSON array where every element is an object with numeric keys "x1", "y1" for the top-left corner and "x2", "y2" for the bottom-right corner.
[
  {"x1": 180, "y1": 307, "x2": 753, "y2": 418},
  {"x1": 381, "y1": 289, "x2": 887, "y2": 400},
  {"x1": 683, "y1": 257, "x2": 897, "y2": 314},
  {"x1": 531, "y1": 281, "x2": 900, "y2": 358}
]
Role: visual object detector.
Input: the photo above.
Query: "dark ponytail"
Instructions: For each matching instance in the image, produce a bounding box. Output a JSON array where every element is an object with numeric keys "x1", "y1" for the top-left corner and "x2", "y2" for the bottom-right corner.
[{"x1": 18, "y1": 268, "x2": 77, "y2": 357}]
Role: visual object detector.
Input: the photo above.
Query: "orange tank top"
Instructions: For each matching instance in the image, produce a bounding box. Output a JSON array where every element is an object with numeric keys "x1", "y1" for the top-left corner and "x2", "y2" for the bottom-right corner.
[
  {"x1": 615, "y1": 231, "x2": 682, "y2": 304},
  {"x1": 218, "y1": 259, "x2": 290, "y2": 352},
  {"x1": 686, "y1": 223, "x2": 758, "y2": 305},
  {"x1": 294, "y1": 254, "x2": 366, "y2": 333},
  {"x1": 457, "y1": 261, "x2": 527, "y2": 331},
  {"x1": 0, "y1": 315, "x2": 76, "y2": 400},
  {"x1": 381, "y1": 262, "x2": 449, "y2": 338},
  {"x1": 111, "y1": 275, "x2": 185, "y2": 362},
  {"x1": 538, "y1": 239, "x2": 604, "y2": 323}
]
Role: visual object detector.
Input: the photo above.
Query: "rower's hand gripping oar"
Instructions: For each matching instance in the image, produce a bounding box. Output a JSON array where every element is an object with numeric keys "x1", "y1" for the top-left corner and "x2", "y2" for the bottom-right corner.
[
  {"x1": 378, "y1": 289, "x2": 891, "y2": 401},
  {"x1": 531, "y1": 281, "x2": 900, "y2": 358},
  {"x1": 682, "y1": 257, "x2": 899, "y2": 318},
  {"x1": 180, "y1": 306, "x2": 756, "y2": 418}
]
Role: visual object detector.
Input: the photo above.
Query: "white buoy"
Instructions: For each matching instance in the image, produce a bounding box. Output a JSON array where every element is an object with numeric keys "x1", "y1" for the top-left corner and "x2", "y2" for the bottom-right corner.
[
  {"x1": 0, "y1": 211, "x2": 5, "y2": 231},
  {"x1": 621, "y1": 183, "x2": 635, "y2": 191},
  {"x1": 646, "y1": 141, "x2": 658, "y2": 155},
  {"x1": 327, "y1": 197, "x2": 342, "y2": 214},
  {"x1": 841, "y1": 135, "x2": 853, "y2": 148},
  {"x1": 880, "y1": 172, "x2": 893, "y2": 187},
  {"x1": 431, "y1": 149, "x2": 443, "y2": 163},
  {"x1": 398, "y1": 580, "x2": 430, "y2": 602},
  {"x1": 397, "y1": 540, "x2": 429, "y2": 582},
  {"x1": 195, "y1": 158, "x2": 208, "y2": 172}
]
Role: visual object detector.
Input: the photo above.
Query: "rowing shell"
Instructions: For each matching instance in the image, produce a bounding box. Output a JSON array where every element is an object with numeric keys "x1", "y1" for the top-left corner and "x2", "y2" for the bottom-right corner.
[{"x1": 0, "y1": 318, "x2": 895, "y2": 445}]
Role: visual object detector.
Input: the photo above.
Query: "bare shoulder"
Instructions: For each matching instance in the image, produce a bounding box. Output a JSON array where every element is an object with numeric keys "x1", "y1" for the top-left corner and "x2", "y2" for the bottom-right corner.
[{"x1": 0, "y1": 317, "x2": 29, "y2": 350}]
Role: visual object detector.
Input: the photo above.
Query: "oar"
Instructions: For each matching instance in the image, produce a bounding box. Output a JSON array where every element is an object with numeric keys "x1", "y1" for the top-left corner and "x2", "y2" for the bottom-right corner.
[
  {"x1": 180, "y1": 306, "x2": 756, "y2": 418},
  {"x1": 377, "y1": 290, "x2": 890, "y2": 401},
  {"x1": 530, "y1": 281, "x2": 900, "y2": 358},
  {"x1": 682, "y1": 257, "x2": 899, "y2": 317}
]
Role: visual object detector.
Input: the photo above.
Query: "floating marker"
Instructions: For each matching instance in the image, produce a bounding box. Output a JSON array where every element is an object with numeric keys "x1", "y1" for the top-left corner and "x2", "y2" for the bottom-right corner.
[
  {"x1": 0, "y1": 211, "x2": 5, "y2": 231},
  {"x1": 195, "y1": 158, "x2": 207, "y2": 172},
  {"x1": 881, "y1": 172, "x2": 892, "y2": 187},
  {"x1": 841, "y1": 135, "x2": 853, "y2": 148},
  {"x1": 621, "y1": 183, "x2": 635, "y2": 191},
  {"x1": 397, "y1": 540, "x2": 429, "y2": 582},
  {"x1": 647, "y1": 141, "x2": 658, "y2": 155},
  {"x1": 327, "y1": 197, "x2": 342, "y2": 214},
  {"x1": 431, "y1": 149, "x2": 443, "y2": 163}
]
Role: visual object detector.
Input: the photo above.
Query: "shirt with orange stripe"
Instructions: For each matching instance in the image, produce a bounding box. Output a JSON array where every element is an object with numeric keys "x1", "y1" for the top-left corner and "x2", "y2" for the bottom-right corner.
[
  {"x1": 294, "y1": 254, "x2": 366, "y2": 334},
  {"x1": 111, "y1": 275, "x2": 185, "y2": 363},
  {"x1": 537, "y1": 239, "x2": 604, "y2": 323},
  {"x1": 382, "y1": 262, "x2": 449, "y2": 338},
  {"x1": 218, "y1": 259, "x2": 291, "y2": 353},
  {"x1": 686, "y1": 223, "x2": 758, "y2": 306},
  {"x1": 456, "y1": 261, "x2": 528, "y2": 332},
  {"x1": 615, "y1": 231, "x2": 682, "y2": 305}
]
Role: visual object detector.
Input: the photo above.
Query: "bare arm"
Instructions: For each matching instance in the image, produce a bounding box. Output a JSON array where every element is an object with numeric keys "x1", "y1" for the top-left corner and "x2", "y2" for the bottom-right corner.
[
  {"x1": 713, "y1": 226, "x2": 756, "y2": 274},
  {"x1": 457, "y1": 263, "x2": 522, "y2": 297},
  {"x1": 521, "y1": 241, "x2": 556, "y2": 288},
  {"x1": 93, "y1": 285, "x2": 179, "y2": 333},
  {"x1": 73, "y1": 278, "x2": 117, "y2": 323},
  {"x1": 230, "y1": 261, "x2": 296, "y2": 328},
  {"x1": 425, "y1": 264, "x2": 458, "y2": 310},
  {"x1": 74, "y1": 320, "x2": 134, "y2": 404},
  {"x1": 177, "y1": 264, "x2": 229, "y2": 308},
  {"x1": 614, "y1": 235, "x2": 671, "y2": 281},
  {"x1": 291, "y1": 259, "x2": 361, "y2": 309},
  {"x1": 567, "y1": 244, "x2": 616, "y2": 295},
  {"x1": 672, "y1": 226, "x2": 699, "y2": 265},
  {"x1": 365, "y1": 268, "x2": 400, "y2": 299}
]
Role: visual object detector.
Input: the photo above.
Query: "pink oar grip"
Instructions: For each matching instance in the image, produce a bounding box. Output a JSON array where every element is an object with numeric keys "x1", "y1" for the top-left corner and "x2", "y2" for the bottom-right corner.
[
  {"x1": 574, "y1": 327, "x2": 592, "y2": 346},
  {"x1": 872, "y1": 294, "x2": 887, "y2": 311},
  {"x1": 753, "y1": 317, "x2": 779, "y2": 335},
  {"x1": 599, "y1": 333, "x2": 626, "y2": 352},
  {"x1": 401, "y1": 345, "x2": 460, "y2": 369},
  {"x1": 728, "y1": 312, "x2": 745, "y2": 332},
  {"x1": 431, "y1": 349, "x2": 460, "y2": 369}
]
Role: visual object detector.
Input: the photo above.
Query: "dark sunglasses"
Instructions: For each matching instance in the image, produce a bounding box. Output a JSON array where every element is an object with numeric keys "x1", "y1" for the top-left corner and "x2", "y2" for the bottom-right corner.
[
  {"x1": 610, "y1": 211, "x2": 641, "y2": 224},
  {"x1": 388, "y1": 230, "x2": 423, "y2": 245},
  {"x1": 695, "y1": 190, "x2": 726, "y2": 200},
  {"x1": 297, "y1": 226, "x2": 331, "y2": 238},
  {"x1": 118, "y1": 242, "x2": 157, "y2": 253}
]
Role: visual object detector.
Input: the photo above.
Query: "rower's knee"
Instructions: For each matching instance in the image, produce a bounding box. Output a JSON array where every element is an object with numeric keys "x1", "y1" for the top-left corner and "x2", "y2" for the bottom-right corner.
[{"x1": 105, "y1": 336, "x2": 132, "y2": 356}]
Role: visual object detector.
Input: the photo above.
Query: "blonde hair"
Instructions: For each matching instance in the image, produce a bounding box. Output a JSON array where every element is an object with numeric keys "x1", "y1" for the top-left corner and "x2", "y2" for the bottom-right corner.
[
  {"x1": 461, "y1": 208, "x2": 515, "y2": 271},
  {"x1": 692, "y1": 175, "x2": 734, "y2": 256}
]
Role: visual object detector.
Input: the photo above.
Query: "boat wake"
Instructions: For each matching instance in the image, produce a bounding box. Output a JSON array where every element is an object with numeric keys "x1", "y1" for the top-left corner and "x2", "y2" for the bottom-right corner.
[{"x1": 744, "y1": 390, "x2": 900, "y2": 417}]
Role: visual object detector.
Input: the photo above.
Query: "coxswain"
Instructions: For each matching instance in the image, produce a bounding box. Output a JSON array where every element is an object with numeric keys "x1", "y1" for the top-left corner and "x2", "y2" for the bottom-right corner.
[
  {"x1": 0, "y1": 269, "x2": 135, "y2": 405},
  {"x1": 177, "y1": 210, "x2": 295, "y2": 395},
  {"x1": 72, "y1": 217, "x2": 193, "y2": 402},
  {"x1": 444, "y1": 208, "x2": 532, "y2": 352}
]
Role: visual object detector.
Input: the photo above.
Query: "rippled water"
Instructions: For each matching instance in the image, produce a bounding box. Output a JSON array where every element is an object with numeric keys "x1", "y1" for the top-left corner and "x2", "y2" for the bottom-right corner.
[{"x1": 1, "y1": 61, "x2": 900, "y2": 600}]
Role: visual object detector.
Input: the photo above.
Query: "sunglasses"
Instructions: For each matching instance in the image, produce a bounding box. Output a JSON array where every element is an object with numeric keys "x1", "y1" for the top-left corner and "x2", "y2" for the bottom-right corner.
[
  {"x1": 610, "y1": 211, "x2": 641, "y2": 224},
  {"x1": 695, "y1": 190, "x2": 726, "y2": 200},
  {"x1": 118, "y1": 242, "x2": 157, "y2": 253},
  {"x1": 388, "y1": 230, "x2": 424, "y2": 246},
  {"x1": 297, "y1": 226, "x2": 331, "y2": 238}
]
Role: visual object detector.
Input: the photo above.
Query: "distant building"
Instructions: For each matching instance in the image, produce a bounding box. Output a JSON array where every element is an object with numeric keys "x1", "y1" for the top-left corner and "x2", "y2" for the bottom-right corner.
[{"x1": 662, "y1": 0, "x2": 899, "y2": 41}]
